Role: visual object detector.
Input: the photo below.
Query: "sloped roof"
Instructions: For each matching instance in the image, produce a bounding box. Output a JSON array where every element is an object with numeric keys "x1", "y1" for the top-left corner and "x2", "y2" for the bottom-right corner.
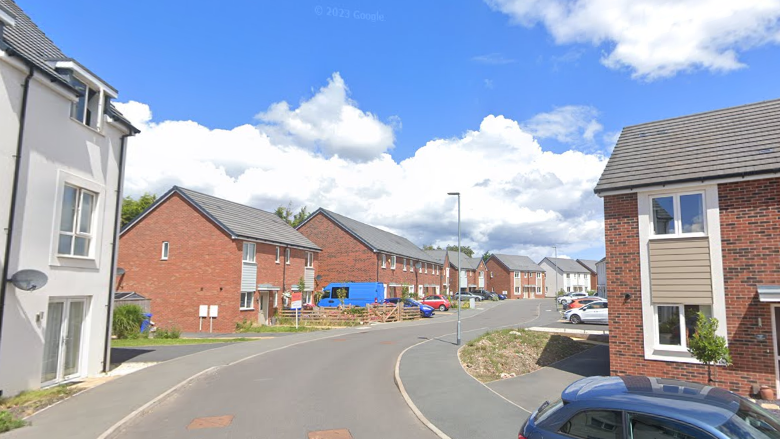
[
  {"x1": 303, "y1": 209, "x2": 437, "y2": 263},
  {"x1": 595, "y1": 98, "x2": 780, "y2": 195},
  {"x1": 122, "y1": 186, "x2": 320, "y2": 251},
  {"x1": 491, "y1": 254, "x2": 543, "y2": 272},
  {"x1": 425, "y1": 249, "x2": 448, "y2": 265},
  {"x1": 541, "y1": 257, "x2": 590, "y2": 273},
  {"x1": 576, "y1": 259, "x2": 598, "y2": 274}
]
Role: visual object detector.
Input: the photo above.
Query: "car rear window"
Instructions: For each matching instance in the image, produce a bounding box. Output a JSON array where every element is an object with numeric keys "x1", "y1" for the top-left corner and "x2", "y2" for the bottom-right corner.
[
  {"x1": 534, "y1": 398, "x2": 565, "y2": 424},
  {"x1": 718, "y1": 399, "x2": 780, "y2": 439}
]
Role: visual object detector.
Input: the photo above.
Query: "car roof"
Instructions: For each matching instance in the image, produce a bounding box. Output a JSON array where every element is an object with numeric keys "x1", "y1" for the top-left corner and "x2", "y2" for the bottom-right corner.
[{"x1": 561, "y1": 376, "x2": 739, "y2": 426}]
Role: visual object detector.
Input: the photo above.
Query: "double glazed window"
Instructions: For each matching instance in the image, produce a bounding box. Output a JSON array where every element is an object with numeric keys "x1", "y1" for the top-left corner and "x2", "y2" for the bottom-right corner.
[
  {"x1": 285, "y1": 248, "x2": 290, "y2": 264},
  {"x1": 656, "y1": 305, "x2": 711, "y2": 348},
  {"x1": 652, "y1": 193, "x2": 705, "y2": 236},
  {"x1": 390, "y1": 255, "x2": 396, "y2": 269},
  {"x1": 70, "y1": 78, "x2": 102, "y2": 129},
  {"x1": 240, "y1": 292, "x2": 253, "y2": 309},
  {"x1": 58, "y1": 185, "x2": 96, "y2": 257},
  {"x1": 306, "y1": 252, "x2": 313, "y2": 268},
  {"x1": 161, "y1": 242, "x2": 169, "y2": 260},
  {"x1": 242, "y1": 243, "x2": 256, "y2": 263}
]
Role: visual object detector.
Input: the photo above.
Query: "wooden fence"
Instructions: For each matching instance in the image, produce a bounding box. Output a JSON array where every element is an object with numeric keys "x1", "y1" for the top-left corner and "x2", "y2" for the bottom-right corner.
[{"x1": 278, "y1": 304, "x2": 420, "y2": 326}]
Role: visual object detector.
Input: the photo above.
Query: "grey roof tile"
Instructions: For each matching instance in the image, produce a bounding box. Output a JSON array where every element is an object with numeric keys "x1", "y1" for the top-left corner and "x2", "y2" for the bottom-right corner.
[
  {"x1": 492, "y1": 254, "x2": 544, "y2": 272},
  {"x1": 595, "y1": 98, "x2": 780, "y2": 194},
  {"x1": 576, "y1": 259, "x2": 598, "y2": 273},
  {"x1": 541, "y1": 257, "x2": 590, "y2": 273},
  {"x1": 309, "y1": 209, "x2": 437, "y2": 263},
  {"x1": 176, "y1": 187, "x2": 320, "y2": 251}
]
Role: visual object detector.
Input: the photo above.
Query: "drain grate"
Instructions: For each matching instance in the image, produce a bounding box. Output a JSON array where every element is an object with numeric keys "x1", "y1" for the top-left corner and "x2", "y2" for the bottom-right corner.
[
  {"x1": 308, "y1": 429, "x2": 353, "y2": 439},
  {"x1": 187, "y1": 415, "x2": 234, "y2": 430}
]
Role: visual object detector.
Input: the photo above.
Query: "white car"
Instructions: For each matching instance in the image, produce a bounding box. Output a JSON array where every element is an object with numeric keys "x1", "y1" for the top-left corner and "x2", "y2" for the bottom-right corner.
[
  {"x1": 557, "y1": 292, "x2": 588, "y2": 305},
  {"x1": 564, "y1": 300, "x2": 608, "y2": 324}
]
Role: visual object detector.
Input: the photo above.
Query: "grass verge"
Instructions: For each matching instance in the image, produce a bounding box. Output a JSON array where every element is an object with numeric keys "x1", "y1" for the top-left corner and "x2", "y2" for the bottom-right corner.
[
  {"x1": 459, "y1": 328, "x2": 594, "y2": 382},
  {"x1": 238, "y1": 325, "x2": 325, "y2": 333},
  {"x1": 0, "y1": 385, "x2": 79, "y2": 432},
  {"x1": 112, "y1": 337, "x2": 255, "y2": 347}
]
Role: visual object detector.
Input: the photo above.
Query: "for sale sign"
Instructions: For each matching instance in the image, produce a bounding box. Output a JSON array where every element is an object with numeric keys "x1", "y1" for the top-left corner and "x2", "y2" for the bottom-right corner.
[{"x1": 291, "y1": 292, "x2": 302, "y2": 310}]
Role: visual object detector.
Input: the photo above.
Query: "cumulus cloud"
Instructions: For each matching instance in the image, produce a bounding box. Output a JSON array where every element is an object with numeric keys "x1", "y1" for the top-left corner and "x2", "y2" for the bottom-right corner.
[
  {"x1": 116, "y1": 75, "x2": 607, "y2": 262},
  {"x1": 521, "y1": 105, "x2": 603, "y2": 146},
  {"x1": 485, "y1": 0, "x2": 780, "y2": 80},
  {"x1": 255, "y1": 72, "x2": 394, "y2": 162}
]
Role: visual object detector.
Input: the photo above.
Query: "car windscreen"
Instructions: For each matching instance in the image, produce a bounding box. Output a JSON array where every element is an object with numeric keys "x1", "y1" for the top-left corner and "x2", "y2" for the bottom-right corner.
[
  {"x1": 718, "y1": 398, "x2": 780, "y2": 439},
  {"x1": 321, "y1": 291, "x2": 331, "y2": 299},
  {"x1": 533, "y1": 398, "x2": 565, "y2": 425}
]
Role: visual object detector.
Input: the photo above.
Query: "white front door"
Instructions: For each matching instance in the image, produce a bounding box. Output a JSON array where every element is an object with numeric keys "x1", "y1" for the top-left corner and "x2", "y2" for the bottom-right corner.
[
  {"x1": 41, "y1": 298, "x2": 87, "y2": 386},
  {"x1": 259, "y1": 292, "x2": 269, "y2": 325}
]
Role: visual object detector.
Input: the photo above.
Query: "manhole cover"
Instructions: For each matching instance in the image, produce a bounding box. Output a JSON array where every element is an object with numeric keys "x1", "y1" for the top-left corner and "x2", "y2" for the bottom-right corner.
[
  {"x1": 187, "y1": 415, "x2": 234, "y2": 430},
  {"x1": 308, "y1": 429, "x2": 353, "y2": 439}
]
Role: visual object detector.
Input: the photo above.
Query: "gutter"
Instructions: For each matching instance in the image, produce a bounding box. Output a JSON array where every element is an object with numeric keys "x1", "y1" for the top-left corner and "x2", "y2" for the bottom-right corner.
[
  {"x1": 0, "y1": 62, "x2": 34, "y2": 389},
  {"x1": 594, "y1": 168, "x2": 780, "y2": 197},
  {"x1": 103, "y1": 131, "x2": 132, "y2": 373}
]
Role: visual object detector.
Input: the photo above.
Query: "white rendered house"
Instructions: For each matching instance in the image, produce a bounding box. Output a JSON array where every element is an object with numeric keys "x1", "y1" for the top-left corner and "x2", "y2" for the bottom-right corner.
[{"x1": 0, "y1": 0, "x2": 137, "y2": 396}]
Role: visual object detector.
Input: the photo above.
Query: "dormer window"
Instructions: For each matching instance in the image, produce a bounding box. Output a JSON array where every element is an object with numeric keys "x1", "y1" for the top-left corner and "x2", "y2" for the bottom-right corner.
[{"x1": 70, "y1": 78, "x2": 101, "y2": 129}]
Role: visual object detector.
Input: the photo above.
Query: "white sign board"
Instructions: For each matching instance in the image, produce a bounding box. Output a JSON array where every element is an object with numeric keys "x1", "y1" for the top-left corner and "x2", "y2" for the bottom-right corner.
[
  {"x1": 199, "y1": 305, "x2": 208, "y2": 317},
  {"x1": 291, "y1": 292, "x2": 302, "y2": 310},
  {"x1": 209, "y1": 305, "x2": 218, "y2": 317}
]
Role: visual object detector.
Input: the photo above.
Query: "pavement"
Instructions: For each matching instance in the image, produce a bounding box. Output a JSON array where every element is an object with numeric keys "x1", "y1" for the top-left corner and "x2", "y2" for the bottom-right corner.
[{"x1": 7, "y1": 299, "x2": 609, "y2": 439}]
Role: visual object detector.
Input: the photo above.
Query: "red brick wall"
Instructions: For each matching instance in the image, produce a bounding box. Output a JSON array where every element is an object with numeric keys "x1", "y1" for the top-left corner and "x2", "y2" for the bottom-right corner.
[
  {"x1": 117, "y1": 193, "x2": 315, "y2": 333},
  {"x1": 605, "y1": 178, "x2": 780, "y2": 395},
  {"x1": 297, "y1": 213, "x2": 442, "y2": 298},
  {"x1": 487, "y1": 259, "x2": 512, "y2": 297}
]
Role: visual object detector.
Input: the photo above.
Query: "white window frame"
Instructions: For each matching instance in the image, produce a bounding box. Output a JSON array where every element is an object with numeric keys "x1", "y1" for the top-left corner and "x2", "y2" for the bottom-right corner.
[
  {"x1": 161, "y1": 242, "x2": 169, "y2": 260},
  {"x1": 285, "y1": 248, "x2": 290, "y2": 265},
  {"x1": 650, "y1": 191, "x2": 707, "y2": 238},
  {"x1": 537, "y1": 272, "x2": 541, "y2": 278},
  {"x1": 403, "y1": 258, "x2": 407, "y2": 271},
  {"x1": 275, "y1": 246, "x2": 280, "y2": 263},
  {"x1": 57, "y1": 184, "x2": 97, "y2": 258},
  {"x1": 514, "y1": 271, "x2": 520, "y2": 278},
  {"x1": 382, "y1": 254, "x2": 387, "y2": 268},
  {"x1": 243, "y1": 242, "x2": 256, "y2": 263},
  {"x1": 424, "y1": 263, "x2": 428, "y2": 273},
  {"x1": 418, "y1": 262, "x2": 422, "y2": 273},
  {"x1": 240, "y1": 291, "x2": 254, "y2": 310},
  {"x1": 305, "y1": 252, "x2": 313, "y2": 268},
  {"x1": 390, "y1": 255, "x2": 396, "y2": 270},
  {"x1": 652, "y1": 304, "x2": 712, "y2": 353}
]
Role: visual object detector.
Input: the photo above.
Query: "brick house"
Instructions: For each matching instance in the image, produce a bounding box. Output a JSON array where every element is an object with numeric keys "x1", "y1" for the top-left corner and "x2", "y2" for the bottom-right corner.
[
  {"x1": 595, "y1": 98, "x2": 780, "y2": 395},
  {"x1": 118, "y1": 187, "x2": 321, "y2": 333},
  {"x1": 539, "y1": 257, "x2": 592, "y2": 296},
  {"x1": 297, "y1": 209, "x2": 442, "y2": 299},
  {"x1": 576, "y1": 259, "x2": 599, "y2": 292},
  {"x1": 427, "y1": 250, "x2": 482, "y2": 293},
  {"x1": 485, "y1": 254, "x2": 546, "y2": 299}
]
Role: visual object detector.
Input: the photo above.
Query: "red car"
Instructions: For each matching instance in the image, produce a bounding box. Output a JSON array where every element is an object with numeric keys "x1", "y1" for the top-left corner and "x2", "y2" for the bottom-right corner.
[
  {"x1": 420, "y1": 295, "x2": 450, "y2": 312},
  {"x1": 564, "y1": 297, "x2": 604, "y2": 310}
]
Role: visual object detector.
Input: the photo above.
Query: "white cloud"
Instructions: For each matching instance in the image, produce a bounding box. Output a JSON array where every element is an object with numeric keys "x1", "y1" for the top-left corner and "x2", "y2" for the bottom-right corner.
[
  {"x1": 485, "y1": 0, "x2": 780, "y2": 80},
  {"x1": 472, "y1": 53, "x2": 517, "y2": 65},
  {"x1": 116, "y1": 75, "x2": 607, "y2": 262},
  {"x1": 255, "y1": 72, "x2": 395, "y2": 162},
  {"x1": 521, "y1": 105, "x2": 603, "y2": 146}
]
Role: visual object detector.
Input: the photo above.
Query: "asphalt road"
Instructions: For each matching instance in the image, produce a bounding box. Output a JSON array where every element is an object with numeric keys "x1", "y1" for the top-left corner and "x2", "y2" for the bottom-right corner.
[{"x1": 110, "y1": 299, "x2": 560, "y2": 439}]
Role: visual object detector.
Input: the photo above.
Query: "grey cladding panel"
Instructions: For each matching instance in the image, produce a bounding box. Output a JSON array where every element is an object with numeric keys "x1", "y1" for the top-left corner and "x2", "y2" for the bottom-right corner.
[{"x1": 649, "y1": 237, "x2": 712, "y2": 304}]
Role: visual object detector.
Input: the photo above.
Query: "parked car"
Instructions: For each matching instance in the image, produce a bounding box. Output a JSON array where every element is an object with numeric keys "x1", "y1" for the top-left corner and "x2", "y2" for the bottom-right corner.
[
  {"x1": 473, "y1": 289, "x2": 499, "y2": 300},
  {"x1": 519, "y1": 375, "x2": 780, "y2": 439},
  {"x1": 317, "y1": 282, "x2": 385, "y2": 307},
  {"x1": 452, "y1": 292, "x2": 482, "y2": 302},
  {"x1": 564, "y1": 300, "x2": 608, "y2": 324},
  {"x1": 495, "y1": 292, "x2": 507, "y2": 300},
  {"x1": 557, "y1": 292, "x2": 588, "y2": 305},
  {"x1": 563, "y1": 297, "x2": 604, "y2": 310},
  {"x1": 420, "y1": 295, "x2": 450, "y2": 312},
  {"x1": 384, "y1": 298, "x2": 435, "y2": 317}
]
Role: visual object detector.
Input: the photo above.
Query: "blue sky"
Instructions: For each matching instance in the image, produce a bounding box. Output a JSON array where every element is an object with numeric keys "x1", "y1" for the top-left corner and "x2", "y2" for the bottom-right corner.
[{"x1": 19, "y1": 0, "x2": 780, "y2": 261}]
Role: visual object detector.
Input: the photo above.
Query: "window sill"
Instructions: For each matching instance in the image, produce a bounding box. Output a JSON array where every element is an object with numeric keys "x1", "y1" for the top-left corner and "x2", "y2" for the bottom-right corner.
[
  {"x1": 70, "y1": 117, "x2": 105, "y2": 136},
  {"x1": 648, "y1": 233, "x2": 707, "y2": 241},
  {"x1": 646, "y1": 348, "x2": 702, "y2": 364},
  {"x1": 239, "y1": 308, "x2": 255, "y2": 311}
]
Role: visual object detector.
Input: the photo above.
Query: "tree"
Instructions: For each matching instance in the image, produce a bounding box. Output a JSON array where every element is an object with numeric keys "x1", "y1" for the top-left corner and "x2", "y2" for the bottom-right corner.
[
  {"x1": 275, "y1": 202, "x2": 310, "y2": 227},
  {"x1": 446, "y1": 245, "x2": 474, "y2": 258},
  {"x1": 121, "y1": 193, "x2": 156, "y2": 227},
  {"x1": 422, "y1": 244, "x2": 442, "y2": 250},
  {"x1": 482, "y1": 251, "x2": 492, "y2": 262},
  {"x1": 687, "y1": 312, "x2": 732, "y2": 383}
]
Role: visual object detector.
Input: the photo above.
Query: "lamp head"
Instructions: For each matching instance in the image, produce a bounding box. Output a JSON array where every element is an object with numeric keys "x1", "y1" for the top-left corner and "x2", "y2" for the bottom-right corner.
[{"x1": 447, "y1": 192, "x2": 459, "y2": 196}]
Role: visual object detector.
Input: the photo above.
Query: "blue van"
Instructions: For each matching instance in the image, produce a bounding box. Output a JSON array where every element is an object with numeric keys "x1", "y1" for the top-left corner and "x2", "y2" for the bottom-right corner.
[{"x1": 317, "y1": 282, "x2": 385, "y2": 307}]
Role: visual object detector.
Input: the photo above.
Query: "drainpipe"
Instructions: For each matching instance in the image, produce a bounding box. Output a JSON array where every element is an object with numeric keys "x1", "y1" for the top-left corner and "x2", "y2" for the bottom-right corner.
[
  {"x1": 0, "y1": 63, "x2": 35, "y2": 385},
  {"x1": 103, "y1": 131, "x2": 130, "y2": 373}
]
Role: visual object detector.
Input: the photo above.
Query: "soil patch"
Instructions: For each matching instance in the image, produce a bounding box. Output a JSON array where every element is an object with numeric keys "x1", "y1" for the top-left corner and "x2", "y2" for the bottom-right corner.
[{"x1": 459, "y1": 328, "x2": 594, "y2": 382}]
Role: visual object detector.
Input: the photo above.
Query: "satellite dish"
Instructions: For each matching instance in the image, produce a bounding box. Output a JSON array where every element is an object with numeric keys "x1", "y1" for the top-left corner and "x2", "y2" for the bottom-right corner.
[
  {"x1": 9, "y1": 269, "x2": 48, "y2": 291},
  {"x1": 116, "y1": 267, "x2": 126, "y2": 276}
]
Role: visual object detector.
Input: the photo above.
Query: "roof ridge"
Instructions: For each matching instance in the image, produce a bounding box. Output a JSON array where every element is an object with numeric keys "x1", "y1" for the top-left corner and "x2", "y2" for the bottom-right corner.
[{"x1": 177, "y1": 186, "x2": 283, "y2": 221}]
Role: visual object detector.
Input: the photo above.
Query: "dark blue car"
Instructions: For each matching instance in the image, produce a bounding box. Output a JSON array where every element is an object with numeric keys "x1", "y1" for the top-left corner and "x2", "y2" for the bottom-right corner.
[
  {"x1": 383, "y1": 298, "x2": 435, "y2": 317},
  {"x1": 520, "y1": 375, "x2": 780, "y2": 439}
]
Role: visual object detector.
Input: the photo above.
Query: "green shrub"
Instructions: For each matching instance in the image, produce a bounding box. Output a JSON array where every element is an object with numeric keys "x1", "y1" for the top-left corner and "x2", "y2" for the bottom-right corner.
[
  {"x1": 154, "y1": 326, "x2": 181, "y2": 339},
  {"x1": 112, "y1": 305, "x2": 146, "y2": 339},
  {"x1": 0, "y1": 410, "x2": 26, "y2": 433},
  {"x1": 235, "y1": 319, "x2": 254, "y2": 332}
]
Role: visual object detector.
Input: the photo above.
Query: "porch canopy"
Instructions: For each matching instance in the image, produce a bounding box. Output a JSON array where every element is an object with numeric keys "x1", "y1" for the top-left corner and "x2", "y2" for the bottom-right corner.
[{"x1": 758, "y1": 285, "x2": 780, "y2": 302}]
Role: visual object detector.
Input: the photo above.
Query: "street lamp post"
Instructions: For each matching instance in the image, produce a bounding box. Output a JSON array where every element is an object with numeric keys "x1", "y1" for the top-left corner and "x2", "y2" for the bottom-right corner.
[{"x1": 448, "y1": 192, "x2": 461, "y2": 345}]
